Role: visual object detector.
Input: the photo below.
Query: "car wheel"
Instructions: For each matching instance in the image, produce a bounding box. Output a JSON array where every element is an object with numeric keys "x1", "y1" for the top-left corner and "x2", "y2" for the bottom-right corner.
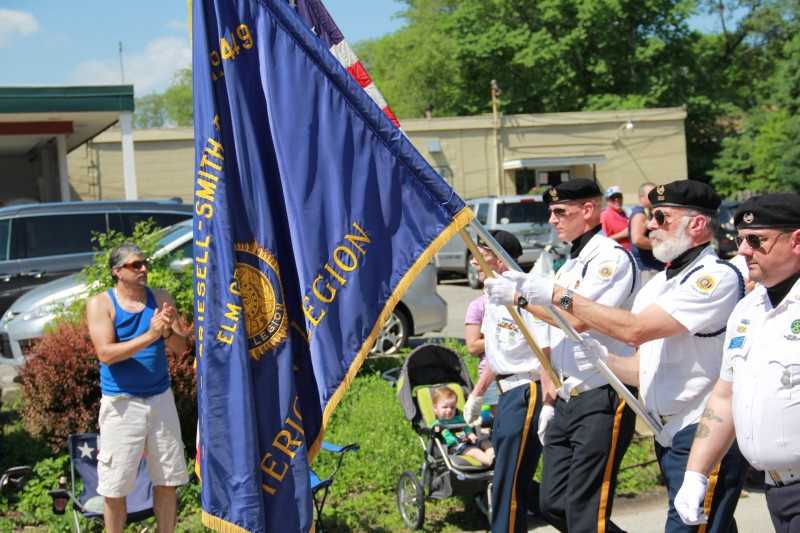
[
  {"x1": 467, "y1": 255, "x2": 483, "y2": 289},
  {"x1": 370, "y1": 307, "x2": 410, "y2": 356}
]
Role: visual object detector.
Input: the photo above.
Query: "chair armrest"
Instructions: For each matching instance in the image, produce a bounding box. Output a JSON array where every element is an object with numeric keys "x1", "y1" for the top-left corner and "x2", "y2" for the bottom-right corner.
[{"x1": 320, "y1": 441, "x2": 359, "y2": 455}]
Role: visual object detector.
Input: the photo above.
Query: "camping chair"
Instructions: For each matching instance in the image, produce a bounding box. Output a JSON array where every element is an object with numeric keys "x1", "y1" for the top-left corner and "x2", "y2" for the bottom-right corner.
[
  {"x1": 310, "y1": 441, "x2": 359, "y2": 532},
  {"x1": 0, "y1": 465, "x2": 33, "y2": 496},
  {"x1": 48, "y1": 433, "x2": 154, "y2": 532}
]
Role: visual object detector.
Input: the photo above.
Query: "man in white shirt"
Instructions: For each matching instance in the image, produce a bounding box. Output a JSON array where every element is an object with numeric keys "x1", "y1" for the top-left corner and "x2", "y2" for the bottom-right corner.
[
  {"x1": 463, "y1": 230, "x2": 550, "y2": 533},
  {"x1": 502, "y1": 180, "x2": 748, "y2": 532},
  {"x1": 673, "y1": 193, "x2": 800, "y2": 533},
  {"x1": 486, "y1": 178, "x2": 639, "y2": 533}
]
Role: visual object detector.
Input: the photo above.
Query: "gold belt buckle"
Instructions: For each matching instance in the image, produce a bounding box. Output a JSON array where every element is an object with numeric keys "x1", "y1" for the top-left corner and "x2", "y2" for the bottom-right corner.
[
  {"x1": 769, "y1": 470, "x2": 784, "y2": 486},
  {"x1": 569, "y1": 387, "x2": 580, "y2": 397}
]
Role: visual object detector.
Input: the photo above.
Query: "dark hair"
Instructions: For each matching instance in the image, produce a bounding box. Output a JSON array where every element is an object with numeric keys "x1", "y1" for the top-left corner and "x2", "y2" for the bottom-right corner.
[{"x1": 109, "y1": 243, "x2": 144, "y2": 282}]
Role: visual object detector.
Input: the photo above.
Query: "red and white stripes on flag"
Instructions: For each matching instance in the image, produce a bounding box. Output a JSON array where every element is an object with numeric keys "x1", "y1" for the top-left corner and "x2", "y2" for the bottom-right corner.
[{"x1": 289, "y1": 0, "x2": 401, "y2": 128}]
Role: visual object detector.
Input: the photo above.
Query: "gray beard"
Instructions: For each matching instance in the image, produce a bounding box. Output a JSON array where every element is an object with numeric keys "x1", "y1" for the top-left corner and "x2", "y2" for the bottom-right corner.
[{"x1": 651, "y1": 218, "x2": 693, "y2": 263}]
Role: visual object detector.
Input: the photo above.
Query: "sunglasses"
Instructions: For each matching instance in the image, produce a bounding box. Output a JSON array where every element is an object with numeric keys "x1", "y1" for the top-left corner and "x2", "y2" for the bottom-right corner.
[
  {"x1": 119, "y1": 260, "x2": 149, "y2": 271},
  {"x1": 648, "y1": 209, "x2": 669, "y2": 226},
  {"x1": 735, "y1": 232, "x2": 790, "y2": 251},
  {"x1": 549, "y1": 207, "x2": 571, "y2": 218}
]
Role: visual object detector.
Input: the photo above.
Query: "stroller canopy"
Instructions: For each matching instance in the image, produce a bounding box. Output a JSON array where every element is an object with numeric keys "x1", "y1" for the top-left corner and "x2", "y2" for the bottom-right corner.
[{"x1": 397, "y1": 344, "x2": 473, "y2": 422}]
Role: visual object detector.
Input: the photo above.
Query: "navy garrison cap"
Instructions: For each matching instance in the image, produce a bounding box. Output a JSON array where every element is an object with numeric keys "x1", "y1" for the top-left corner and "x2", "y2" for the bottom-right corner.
[
  {"x1": 648, "y1": 180, "x2": 721, "y2": 213},
  {"x1": 544, "y1": 178, "x2": 602, "y2": 205},
  {"x1": 734, "y1": 193, "x2": 800, "y2": 229}
]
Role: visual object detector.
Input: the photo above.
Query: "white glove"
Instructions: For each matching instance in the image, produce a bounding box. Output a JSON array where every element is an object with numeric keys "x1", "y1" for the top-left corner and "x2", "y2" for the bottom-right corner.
[
  {"x1": 463, "y1": 393, "x2": 484, "y2": 426},
  {"x1": 538, "y1": 404, "x2": 555, "y2": 446},
  {"x1": 674, "y1": 471, "x2": 709, "y2": 525},
  {"x1": 573, "y1": 334, "x2": 608, "y2": 373},
  {"x1": 484, "y1": 276, "x2": 517, "y2": 306},
  {"x1": 502, "y1": 271, "x2": 554, "y2": 306}
]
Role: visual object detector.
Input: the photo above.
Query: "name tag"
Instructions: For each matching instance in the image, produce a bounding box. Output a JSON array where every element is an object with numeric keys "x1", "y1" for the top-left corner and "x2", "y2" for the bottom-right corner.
[{"x1": 728, "y1": 336, "x2": 745, "y2": 349}]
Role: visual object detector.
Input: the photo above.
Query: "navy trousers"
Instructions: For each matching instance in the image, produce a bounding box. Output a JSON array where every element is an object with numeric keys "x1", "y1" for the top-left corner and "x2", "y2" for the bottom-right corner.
[
  {"x1": 766, "y1": 482, "x2": 800, "y2": 533},
  {"x1": 539, "y1": 385, "x2": 636, "y2": 533},
  {"x1": 655, "y1": 423, "x2": 747, "y2": 533},
  {"x1": 491, "y1": 380, "x2": 542, "y2": 533}
]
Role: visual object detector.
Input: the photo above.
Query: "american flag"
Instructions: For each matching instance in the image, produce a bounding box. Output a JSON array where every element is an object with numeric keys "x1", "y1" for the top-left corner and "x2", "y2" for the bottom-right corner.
[{"x1": 289, "y1": 0, "x2": 401, "y2": 128}]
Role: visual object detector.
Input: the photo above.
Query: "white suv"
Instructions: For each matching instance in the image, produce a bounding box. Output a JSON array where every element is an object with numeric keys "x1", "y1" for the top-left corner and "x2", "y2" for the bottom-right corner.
[{"x1": 434, "y1": 195, "x2": 566, "y2": 288}]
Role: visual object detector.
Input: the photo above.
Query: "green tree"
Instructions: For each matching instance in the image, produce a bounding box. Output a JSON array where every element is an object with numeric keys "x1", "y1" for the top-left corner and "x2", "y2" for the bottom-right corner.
[
  {"x1": 134, "y1": 93, "x2": 169, "y2": 128},
  {"x1": 133, "y1": 68, "x2": 193, "y2": 128},
  {"x1": 710, "y1": 24, "x2": 800, "y2": 196},
  {"x1": 163, "y1": 68, "x2": 194, "y2": 127}
]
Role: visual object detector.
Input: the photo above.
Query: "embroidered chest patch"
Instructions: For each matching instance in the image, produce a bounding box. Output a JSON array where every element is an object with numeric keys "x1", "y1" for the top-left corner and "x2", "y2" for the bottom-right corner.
[
  {"x1": 728, "y1": 336, "x2": 745, "y2": 349},
  {"x1": 791, "y1": 319, "x2": 800, "y2": 335}
]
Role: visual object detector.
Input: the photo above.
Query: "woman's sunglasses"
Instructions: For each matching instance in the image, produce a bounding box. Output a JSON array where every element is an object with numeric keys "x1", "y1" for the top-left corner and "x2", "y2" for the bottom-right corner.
[{"x1": 119, "y1": 260, "x2": 149, "y2": 271}]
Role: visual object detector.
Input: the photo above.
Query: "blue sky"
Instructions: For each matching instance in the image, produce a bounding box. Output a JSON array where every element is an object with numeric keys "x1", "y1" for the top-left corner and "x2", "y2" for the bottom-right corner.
[
  {"x1": 0, "y1": 1, "x2": 725, "y2": 97},
  {"x1": 0, "y1": 0, "x2": 405, "y2": 96}
]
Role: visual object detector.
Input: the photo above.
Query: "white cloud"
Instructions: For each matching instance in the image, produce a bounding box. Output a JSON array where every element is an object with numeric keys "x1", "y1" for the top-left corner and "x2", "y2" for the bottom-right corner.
[
  {"x1": 0, "y1": 9, "x2": 39, "y2": 47},
  {"x1": 68, "y1": 36, "x2": 191, "y2": 95}
]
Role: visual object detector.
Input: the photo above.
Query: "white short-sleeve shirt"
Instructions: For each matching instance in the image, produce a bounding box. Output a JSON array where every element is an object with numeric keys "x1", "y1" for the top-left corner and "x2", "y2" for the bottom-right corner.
[
  {"x1": 482, "y1": 296, "x2": 546, "y2": 377},
  {"x1": 636, "y1": 246, "x2": 744, "y2": 441},
  {"x1": 720, "y1": 277, "x2": 800, "y2": 471},
  {"x1": 549, "y1": 232, "x2": 639, "y2": 390}
]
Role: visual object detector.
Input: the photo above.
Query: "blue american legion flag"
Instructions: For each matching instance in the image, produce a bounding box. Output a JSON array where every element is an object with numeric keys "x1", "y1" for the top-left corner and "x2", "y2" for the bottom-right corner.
[{"x1": 192, "y1": 0, "x2": 472, "y2": 531}]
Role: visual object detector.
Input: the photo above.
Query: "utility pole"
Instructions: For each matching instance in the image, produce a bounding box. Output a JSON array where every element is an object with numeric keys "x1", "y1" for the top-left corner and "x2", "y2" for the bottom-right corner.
[
  {"x1": 118, "y1": 41, "x2": 125, "y2": 84},
  {"x1": 491, "y1": 79, "x2": 504, "y2": 195}
]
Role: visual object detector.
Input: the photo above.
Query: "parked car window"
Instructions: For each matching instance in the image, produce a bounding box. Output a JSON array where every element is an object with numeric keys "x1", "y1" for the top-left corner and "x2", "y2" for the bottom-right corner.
[
  {"x1": 476, "y1": 203, "x2": 489, "y2": 225},
  {"x1": 9, "y1": 214, "x2": 107, "y2": 259},
  {"x1": 0, "y1": 218, "x2": 9, "y2": 261},
  {"x1": 496, "y1": 201, "x2": 549, "y2": 224},
  {"x1": 111, "y1": 212, "x2": 190, "y2": 235}
]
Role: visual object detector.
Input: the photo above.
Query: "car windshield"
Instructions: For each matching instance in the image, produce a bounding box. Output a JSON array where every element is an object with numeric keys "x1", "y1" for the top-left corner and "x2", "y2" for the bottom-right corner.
[
  {"x1": 156, "y1": 221, "x2": 192, "y2": 249},
  {"x1": 719, "y1": 204, "x2": 737, "y2": 229},
  {"x1": 496, "y1": 201, "x2": 549, "y2": 224}
]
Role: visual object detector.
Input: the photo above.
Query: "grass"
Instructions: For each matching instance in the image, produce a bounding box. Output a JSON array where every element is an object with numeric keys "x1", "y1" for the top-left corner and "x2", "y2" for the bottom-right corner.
[
  {"x1": 1, "y1": 340, "x2": 661, "y2": 532},
  {"x1": 314, "y1": 340, "x2": 662, "y2": 532}
]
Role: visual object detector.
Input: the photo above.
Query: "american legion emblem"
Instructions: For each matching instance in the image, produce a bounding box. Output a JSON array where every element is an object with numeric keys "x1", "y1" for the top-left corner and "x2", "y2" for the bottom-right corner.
[
  {"x1": 742, "y1": 212, "x2": 755, "y2": 224},
  {"x1": 233, "y1": 241, "x2": 288, "y2": 360},
  {"x1": 655, "y1": 185, "x2": 666, "y2": 201},
  {"x1": 548, "y1": 188, "x2": 559, "y2": 202}
]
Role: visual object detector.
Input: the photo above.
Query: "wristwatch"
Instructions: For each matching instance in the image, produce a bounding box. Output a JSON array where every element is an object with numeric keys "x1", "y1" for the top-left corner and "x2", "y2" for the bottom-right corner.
[
  {"x1": 558, "y1": 289, "x2": 574, "y2": 311},
  {"x1": 516, "y1": 294, "x2": 528, "y2": 310}
]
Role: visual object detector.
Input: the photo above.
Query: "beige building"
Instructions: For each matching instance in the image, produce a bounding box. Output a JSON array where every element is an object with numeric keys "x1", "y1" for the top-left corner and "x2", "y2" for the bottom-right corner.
[{"x1": 67, "y1": 107, "x2": 687, "y2": 203}]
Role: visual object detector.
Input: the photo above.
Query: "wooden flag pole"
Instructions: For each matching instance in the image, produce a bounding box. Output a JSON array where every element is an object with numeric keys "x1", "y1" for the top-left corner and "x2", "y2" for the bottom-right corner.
[
  {"x1": 459, "y1": 228, "x2": 561, "y2": 388},
  {"x1": 464, "y1": 221, "x2": 666, "y2": 441}
]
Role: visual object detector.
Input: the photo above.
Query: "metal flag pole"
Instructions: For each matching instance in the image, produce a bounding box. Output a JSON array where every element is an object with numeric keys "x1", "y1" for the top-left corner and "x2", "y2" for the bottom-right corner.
[
  {"x1": 467, "y1": 219, "x2": 666, "y2": 442},
  {"x1": 459, "y1": 229, "x2": 561, "y2": 389}
]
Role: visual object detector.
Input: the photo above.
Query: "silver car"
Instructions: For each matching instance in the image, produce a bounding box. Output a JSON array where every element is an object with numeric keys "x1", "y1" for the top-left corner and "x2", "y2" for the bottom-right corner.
[{"x1": 0, "y1": 221, "x2": 446, "y2": 366}]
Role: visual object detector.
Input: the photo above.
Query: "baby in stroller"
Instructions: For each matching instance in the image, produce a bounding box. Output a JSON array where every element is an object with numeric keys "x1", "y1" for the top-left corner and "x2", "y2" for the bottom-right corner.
[{"x1": 431, "y1": 386, "x2": 494, "y2": 467}]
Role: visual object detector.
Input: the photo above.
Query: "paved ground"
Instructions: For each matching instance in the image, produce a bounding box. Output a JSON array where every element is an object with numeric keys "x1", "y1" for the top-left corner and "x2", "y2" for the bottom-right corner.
[{"x1": 425, "y1": 278, "x2": 772, "y2": 532}]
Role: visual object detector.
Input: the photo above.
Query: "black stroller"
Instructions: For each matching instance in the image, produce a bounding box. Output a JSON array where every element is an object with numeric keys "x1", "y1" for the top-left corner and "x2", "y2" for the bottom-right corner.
[{"x1": 395, "y1": 344, "x2": 493, "y2": 530}]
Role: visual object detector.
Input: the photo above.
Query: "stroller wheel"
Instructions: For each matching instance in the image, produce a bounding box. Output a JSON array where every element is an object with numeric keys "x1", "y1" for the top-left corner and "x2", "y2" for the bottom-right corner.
[{"x1": 396, "y1": 470, "x2": 424, "y2": 530}]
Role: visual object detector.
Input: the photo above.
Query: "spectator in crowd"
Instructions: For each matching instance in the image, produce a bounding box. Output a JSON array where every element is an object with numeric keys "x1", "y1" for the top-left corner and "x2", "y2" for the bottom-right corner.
[
  {"x1": 86, "y1": 243, "x2": 190, "y2": 533},
  {"x1": 629, "y1": 182, "x2": 664, "y2": 282},
  {"x1": 601, "y1": 185, "x2": 631, "y2": 250}
]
